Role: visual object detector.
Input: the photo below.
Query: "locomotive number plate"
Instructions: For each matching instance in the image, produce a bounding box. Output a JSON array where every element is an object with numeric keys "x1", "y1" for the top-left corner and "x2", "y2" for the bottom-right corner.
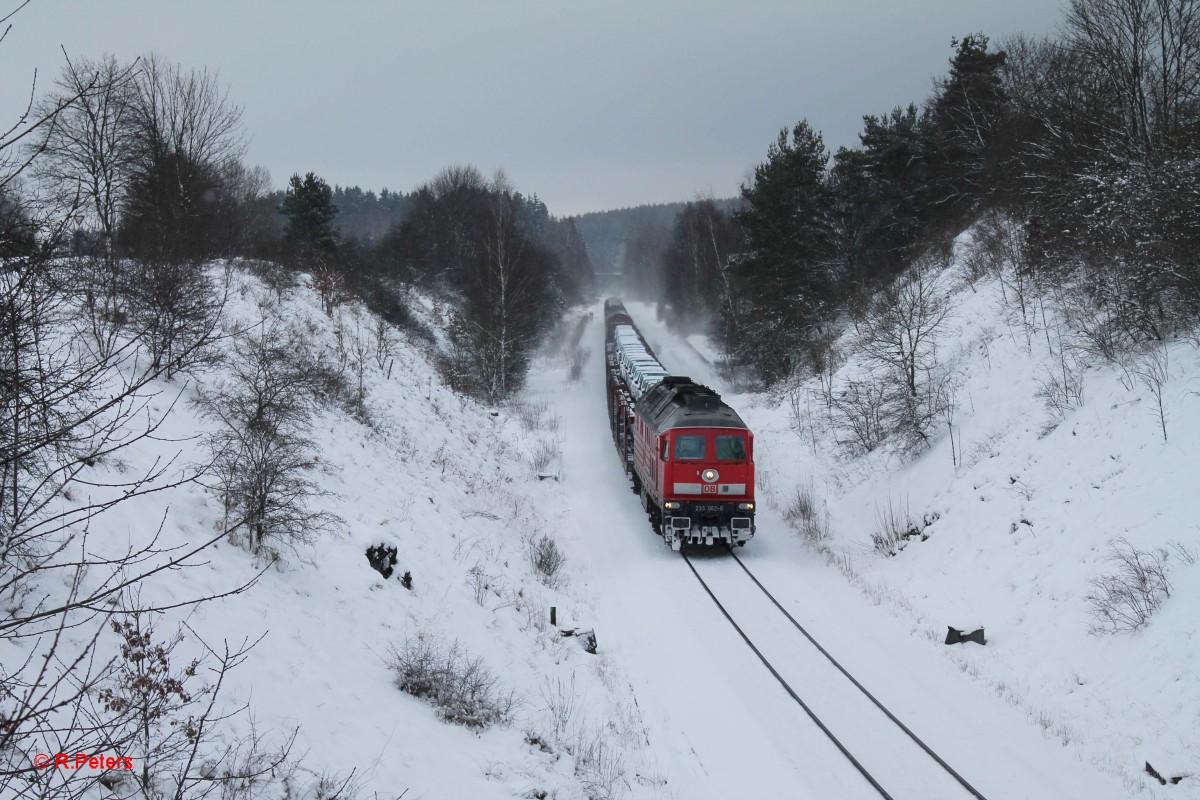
[
  {"x1": 694, "y1": 504, "x2": 724, "y2": 513},
  {"x1": 701, "y1": 484, "x2": 717, "y2": 494}
]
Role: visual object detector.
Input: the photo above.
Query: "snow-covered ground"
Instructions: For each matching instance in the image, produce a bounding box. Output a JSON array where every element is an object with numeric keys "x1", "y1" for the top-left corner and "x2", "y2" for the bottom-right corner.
[{"x1": 26, "y1": 248, "x2": 1198, "y2": 799}]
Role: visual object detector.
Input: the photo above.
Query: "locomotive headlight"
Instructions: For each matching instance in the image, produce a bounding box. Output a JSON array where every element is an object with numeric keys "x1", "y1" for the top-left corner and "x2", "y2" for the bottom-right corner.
[
  {"x1": 664, "y1": 501, "x2": 681, "y2": 510},
  {"x1": 701, "y1": 468, "x2": 719, "y2": 483},
  {"x1": 738, "y1": 502, "x2": 755, "y2": 511}
]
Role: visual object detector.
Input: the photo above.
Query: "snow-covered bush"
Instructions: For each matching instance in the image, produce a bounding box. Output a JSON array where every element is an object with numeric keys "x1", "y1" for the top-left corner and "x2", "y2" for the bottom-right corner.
[
  {"x1": 828, "y1": 376, "x2": 891, "y2": 455},
  {"x1": 196, "y1": 316, "x2": 339, "y2": 558},
  {"x1": 1086, "y1": 538, "x2": 1174, "y2": 634},
  {"x1": 512, "y1": 395, "x2": 560, "y2": 433},
  {"x1": 781, "y1": 480, "x2": 829, "y2": 541},
  {"x1": 386, "y1": 631, "x2": 515, "y2": 729},
  {"x1": 529, "y1": 439, "x2": 561, "y2": 476},
  {"x1": 97, "y1": 611, "x2": 291, "y2": 798},
  {"x1": 528, "y1": 533, "x2": 567, "y2": 588},
  {"x1": 870, "y1": 498, "x2": 937, "y2": 557}
]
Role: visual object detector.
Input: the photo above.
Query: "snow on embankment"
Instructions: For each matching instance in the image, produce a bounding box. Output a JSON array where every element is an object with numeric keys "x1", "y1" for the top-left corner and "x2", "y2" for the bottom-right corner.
[
  {"x1": 62, "y1": 265, "x2": 661, "y2": 800},
  {"x1": 737, "y1": 232, "x2": 1200, "y2": 796}
]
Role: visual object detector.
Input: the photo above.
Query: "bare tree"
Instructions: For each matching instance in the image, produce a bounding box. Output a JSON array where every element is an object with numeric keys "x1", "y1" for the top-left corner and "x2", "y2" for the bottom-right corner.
[
  {"x1": 32, "y1": 54, "x2": 137, "y2": 266},
  {"x1": 113, "y1": 54, "x2": 246, "y2": 378},
  {"x1": 451, "y1": 172, "x2": 559, "y2": 401},
  {"x1": 476, "y1": 172, "x2": 525, "y2": 400},
  {"x1": 855, "y1": 255, "x2": 954, "y2": 450},
  {"x1": 85, "y1": 610, "x2": 292, "y2": 800},
  {"x1": 29, "y1": 53, "x2": 136, "y2": 358},
  {"x1": 1065, "y1": 0, "x2": 1200, "y2": 159},
  {"x1": 0, "y1": 22, "x2": 258, "y2": 796},
  {"x1": 196, "y1": 317, "x2": 338, "y2": 559},
  {"x1": 1132, "y1": 340, "x2": 1170, "y2": 442},
  {"x1": 127, "y1": 52, "x2": 245, "y2": 187},
  {"x1": 862, "y1": 255, "x2": 952, "y2": 401}
]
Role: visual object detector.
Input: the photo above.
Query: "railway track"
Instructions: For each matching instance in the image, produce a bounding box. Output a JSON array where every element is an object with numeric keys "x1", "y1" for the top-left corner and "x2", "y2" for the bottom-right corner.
[{"x1": 682, "y1": 548, "x2": 992, "y2": 800}]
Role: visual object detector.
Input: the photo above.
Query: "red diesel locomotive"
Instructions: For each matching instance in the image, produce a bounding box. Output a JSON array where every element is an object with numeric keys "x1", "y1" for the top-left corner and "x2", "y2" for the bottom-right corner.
[{"x1": 604, "y1": 299, "x2": 756, "y2": 550}]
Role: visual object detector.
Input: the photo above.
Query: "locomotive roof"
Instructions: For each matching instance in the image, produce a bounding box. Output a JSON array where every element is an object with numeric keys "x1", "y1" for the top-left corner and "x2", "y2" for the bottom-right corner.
[
  {"x1": 634, "y1": 376, "x2": 749, "y2": 433},
  {"x1": 604, "y1": 298, "x2": 631, "y2": 327}
]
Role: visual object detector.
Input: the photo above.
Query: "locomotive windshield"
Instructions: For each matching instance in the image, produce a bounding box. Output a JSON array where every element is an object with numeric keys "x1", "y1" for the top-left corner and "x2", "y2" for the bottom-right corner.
[
  {"x1": 715, "y1": 435, "x2": 747, "y2": 461},
  {"x1": 673, "y1": 435, "x2": 706, "y2": 460}
]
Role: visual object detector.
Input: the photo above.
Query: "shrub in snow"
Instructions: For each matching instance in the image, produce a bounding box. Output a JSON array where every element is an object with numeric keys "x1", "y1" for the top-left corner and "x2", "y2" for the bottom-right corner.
[
  {"x1": 97, "y1": 611, "x2": 291, "y2": 798},
  {"x1": 871, "y1": 498, "x2": 938, "y2": 557},
  {"x1": 820, "y1": 256, "x2": 957, "y2": 458},
  {"x1": 828, "y1": 376, "x2": 891, "y2": 455},
  {"x1": 512, "y1": 396, "x2": 560, "y2": 433},
  {"x1": 467, "y1": 564, "x2": 496, "y2": 606},
  {"x1": 386, "y1": 631, "x2": 515, "y2": 729},
  {"x1": 243, "y1": 258, "x2": 299, "y2": 300},
  {"x1": 196, "y1": 317, "x2": 339, "y2": 558},
  {"x1": 781, "y1": 480, "x2": 829, "y2": 541},
  {"x1": 1034, "y1": 346, "x2": 1086, "y2": 420},
  {"x1": 308, "y1": 260, "x2": 354, "y2": 317},
  {"x1": 348, "y1": 271, "x2": 435, "y2": 345},
  {"x1": 528, "y1": 533, "x2": 567, "y2": 588},
  {"x1": 122, "y1": 257, "x2": 226, "y2": 380},
  {"x1": 528, "y1": 439, "x2": 561, "y2": 477},
  {"x1": 1086, "y1": 538, "x2": 1174, "y2": 634},
  {"x1": 279, "y1": 767, "x2": 365, "y2": 800}
]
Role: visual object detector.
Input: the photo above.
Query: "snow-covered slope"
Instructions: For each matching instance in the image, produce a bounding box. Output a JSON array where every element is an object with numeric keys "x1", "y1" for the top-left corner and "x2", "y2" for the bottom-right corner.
[{"x1": 38, "y1": 268, "x2": 664, "y2": 800}]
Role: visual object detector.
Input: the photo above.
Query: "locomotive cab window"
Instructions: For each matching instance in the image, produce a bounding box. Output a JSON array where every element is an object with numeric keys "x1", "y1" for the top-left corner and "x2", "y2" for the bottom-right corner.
[
  {"x1": 715, "y1": 435, "x2": 747, "y2": 461},
  {"x1": 673, "y1": 435, "x2": 706, "y2": 460}
]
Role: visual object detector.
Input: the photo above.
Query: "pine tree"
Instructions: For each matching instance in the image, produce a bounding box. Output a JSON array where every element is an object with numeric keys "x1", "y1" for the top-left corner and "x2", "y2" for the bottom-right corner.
[
  {"x1": 830, "y1": 104, "x2": 932, "y2": 292},
  {"x1": 281, "y1": 172, "x2": 338, "y2": 260},
  {"x1": 732, "y1": 120, "x2": 835, "y2": 385},
  {"x1": 926, "y1": 34, "x2": 1009, "y2": 219}
]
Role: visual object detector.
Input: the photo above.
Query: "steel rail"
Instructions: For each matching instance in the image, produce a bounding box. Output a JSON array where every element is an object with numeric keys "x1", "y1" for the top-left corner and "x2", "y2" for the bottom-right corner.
[
  {"x1": 681, "y1": 551, "x2": 895, "y2": 800},
  {"x1": 728, "y1": 550, "x2": 988, "y2": 800}
]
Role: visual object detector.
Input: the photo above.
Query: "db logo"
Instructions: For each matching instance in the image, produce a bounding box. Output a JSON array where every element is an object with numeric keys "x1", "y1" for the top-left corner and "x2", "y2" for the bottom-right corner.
[{"x1": 701, "y1": 484, "x2": 717, "y2": 495}]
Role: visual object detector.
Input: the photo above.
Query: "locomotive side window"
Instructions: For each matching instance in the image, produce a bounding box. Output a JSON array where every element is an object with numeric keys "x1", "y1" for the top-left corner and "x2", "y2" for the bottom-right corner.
[
  {"x1": 715, "y1": 435, "x2": 747, "y2": 461},
  {"x1": 673, "y1": 435, "x2": 705, "y2": 460},
  {"x1": 661, "y1": 439, "x2": 670, "y2": 461}
]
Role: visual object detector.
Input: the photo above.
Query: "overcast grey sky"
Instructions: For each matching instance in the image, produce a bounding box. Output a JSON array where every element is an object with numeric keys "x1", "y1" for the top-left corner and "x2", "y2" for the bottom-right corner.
[{"x1": 3, "y1": 1, "x2": 1063, "y2": 216}]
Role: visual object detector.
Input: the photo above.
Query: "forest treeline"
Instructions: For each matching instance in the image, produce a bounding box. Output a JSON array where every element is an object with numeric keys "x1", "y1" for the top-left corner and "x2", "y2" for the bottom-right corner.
[
  {"x1": 643, "y1": 1, "x2": 1200, "y2": 388},
  {"x1": 3, "y1": 49, "x2": 594, "y2": 407},
  {"x1": 572, "y1": 199, "x2": 741, "y2": 297}
]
